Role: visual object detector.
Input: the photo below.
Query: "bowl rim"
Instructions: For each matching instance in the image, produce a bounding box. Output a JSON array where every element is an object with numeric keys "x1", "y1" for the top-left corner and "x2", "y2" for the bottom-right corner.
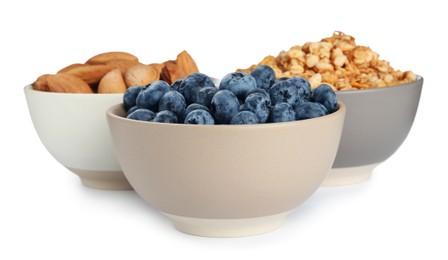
[
  {"x1": 23, "y1": 84, "x2": 124, "y2": 97},
  {"x1": 106, "y1": 101, "x2": 346, "y2": 129},
  {"x1": 335, "y1": 75, "x2": 423, "y2": 94}
]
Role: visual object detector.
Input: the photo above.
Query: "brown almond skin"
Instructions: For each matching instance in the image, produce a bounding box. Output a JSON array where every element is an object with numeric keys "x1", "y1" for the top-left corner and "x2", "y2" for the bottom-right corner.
[
  {"x1": 105, "y1": 59, "x2": 142, "y2": 74},
  {"x1": 98, "y1": 69, "x2": 127, "y2": 93},
  {"x1": 60, "y1": 64, "x2": 113, "y2": 85},
  {"x1": 124, "y1": 64, "x2": 159, "y2": 87},
  {"x1": 86, "y1": 52, "x2": 139, "y2": 65},
  {"x1": 47, "y1": 73, "x2": 93, "y2": 93},
  {"x1": 148, "y1": 63, "x2": 164, "y2": 76},
  {"x1": 176, "y1": 50, "x2": 199, "y2": 75},
  {"x1": 161, "y1": 60, "x2": 187, "y2": 85},
  {"x1": 57, "y1": 63, "x2": 85, "y2": 73},
  {"x1": 33, "y1": 74, "x2": 51, "y2": 91}
]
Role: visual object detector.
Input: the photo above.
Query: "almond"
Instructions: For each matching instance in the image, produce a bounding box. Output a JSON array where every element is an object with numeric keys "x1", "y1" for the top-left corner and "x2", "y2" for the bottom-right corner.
[
  {"x1": 60, "y1": 64, "x2": 113, "y2": 85},
  {"x1": 124, "y1": 64, "x2": 159, "y2": 87},
  {"x1": 47, "y1": 73, "x2": 93, "y2": 93},
  {"x1": 148, "y1": 63, "x2": 164, "y2": 76},
  {"x1": 57, "y1": 63, "x2": 85, "y2": 73},
  {"x1": 161, "y1": 60, "x2": 187, "y2": 84},
  {"x1": 105, "y1": 59, "x2": 142, "y2": 74},
  {"x1": 33, "y1": 74, "x2": 51, "y2": 91},
  {"x1": 98, "y1": 69, "x2": 127, "y2": 93},
  {"x1": 176, "y1": 50, "x2": 199, "y2": 75},
  {"x1": 86, "y1": 51, "x2": 138, "y2": 65}
]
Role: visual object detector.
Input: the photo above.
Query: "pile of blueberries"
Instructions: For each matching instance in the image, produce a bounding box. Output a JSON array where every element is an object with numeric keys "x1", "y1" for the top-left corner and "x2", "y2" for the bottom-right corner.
[{"x1": 123, "y1": 65, "x2": 338, "y2": 125}]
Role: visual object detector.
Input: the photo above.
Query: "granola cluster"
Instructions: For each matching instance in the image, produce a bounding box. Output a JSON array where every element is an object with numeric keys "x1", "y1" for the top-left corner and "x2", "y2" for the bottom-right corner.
[{"x1": 238, "y1": 32, "x2": 417, "y2": 90}]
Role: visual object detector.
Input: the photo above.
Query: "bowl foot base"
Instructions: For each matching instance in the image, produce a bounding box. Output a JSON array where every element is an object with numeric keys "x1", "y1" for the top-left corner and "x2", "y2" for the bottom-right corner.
[
  {"x1": 163, "y1": 210, "x2": 292, "y2": 237},
  {"x1": 322, "y1": 163, "x2": 380, "y2": 187},
  {"x1": 67, "y1": 167, "x2": 133, "y2": 190}
]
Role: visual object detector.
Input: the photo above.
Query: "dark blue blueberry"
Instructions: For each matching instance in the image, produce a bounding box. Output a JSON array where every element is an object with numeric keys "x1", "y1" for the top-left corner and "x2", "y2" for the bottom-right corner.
[
  {"x1": 246, "y1": 88, "x2": 271, "y2": 106},
  {"x1": 153, "y1": 110, "x2": 178, "y2": 123},
  {"x1": 230, "y1": 111, "x2": 259, "y2": 125},
  {"x1": 242, "y1": 93, "x2": 270, "y2": 123},
  {"x1": 288, "y1": 76, "x2": 311, "y2": 101},
  {"x1": 312, "y1": 84, "x2": 338, "y2": 113},
  {"x1": 178, "y1": 73, "x2": 215, "y2": 104},
  {"x1": 294, "y1": 102, "x2": 328, "y2": 120},
  {"x1": 269, "y1": 80, "x2": 300, "y2": 106},
  {"x1": 275, "y1": 77, "x2": 289, "y2": 83},
  {"x1": 269, "y1": 102, "x2": 295, "y2": 123},
  {"x1": 210, "y1": 90, "x2": 240, "y2": 124},
  {"x1": 184, "y1": 109, "x2": 215, "y2": 125},
  {"x1": 194, "y1": 86, "x2": 218, "y2": 107},
  {"x1": 123, "y1": 86, "x2": 144, "y2": 111},
  {"x1": 171, "y1": 78, "x2": 184, "y2": 92},
  {"x1": 250, "y1": 65, "x2": 276, "y2": 90},
  {"x1": 136, "y1": 80, "x2": 171, "y2": 111},
  {"x1": 219, "y1": 72, "x2": 257, "y2": 100},
  {"x1": 126, "y1": 105, "x2": 139, "y2": 116},
  {"x1": 158, "y1": 90, "x2": 186, "y2": 119},
  {"x1": 184, "y1": 103, "x2": 210, "y2": 117},
  {"x1": 126, "y1": 108, "x2": 156, "y2": 121}
]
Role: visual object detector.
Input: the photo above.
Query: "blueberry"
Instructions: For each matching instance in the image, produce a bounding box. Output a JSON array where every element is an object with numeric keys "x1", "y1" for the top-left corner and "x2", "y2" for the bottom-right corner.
[
  {"x1": 184, "y1": 103, "x2": 210, "y2": 116},
  {"x1": 171, "y1": 78, "x2": 184, "y2": 92},
  {"x1": 219, "y1": 72, "x2": 257, "y2": 100},
  {"x1": 153, "y1": 110, "x2": 178, "y2": 123},
  {"x1": 210, "y1": 90, "x2": 240, "y2": 124},
  {"x1": 250, "y1": 65, "x2": 276, "y2": 90},
  {"x1": 126, "y1": 105, "x2": 139, "y2": 116},
  {"x1": 275, "y1": 77, "x2": 289, "y2": 83},
  {"x1": 184, "y1": 109, "x2": 215, "y2": 125},
  {"x1": 312, "y1": 84, "x2": 338, "y2": 113},
  {"x1": 246, "y1": 88, "x2": 271, "y2": 106},
  {"x1": 269, "y1": 102, "x2": 295, "y2": 123},
  {"x1": 230, "y1": 111, "x2": 259, "y2": 125},
  {"x1": 126, "y1": 108, "x2": 156, "y2": 121},
  {"x1": 294, "y1": 102, "x2": 328, "y2": 120},
  {"x1": 158, "y1": 90, "x2": 186, "y2": 119},
  {"x1": 194, "y1": 86, "x2": 218, "y2": 107},
  {"x1": 123, "y1": 86, "x2": 144, "y2": 111},
  {"x1": 288, "y1": 76, "x2": 311, "y2": 101},
  {"x1": 242, "y1": 93, "x2": 270, "y2": 123},
  {"x1": 178, "y1": 73, "x2": 215, "y2": 104},
  {"x1": 269, "y1": 79, "x2": 300, "y2": 106},
  {"x1": 136, "y1": 80, "x2": 171, "y2": 111}
]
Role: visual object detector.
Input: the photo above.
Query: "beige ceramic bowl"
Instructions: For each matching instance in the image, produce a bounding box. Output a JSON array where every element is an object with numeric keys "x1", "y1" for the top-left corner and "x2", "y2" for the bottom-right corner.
[
  {"x1": 323, "y1": 77, "x2": 424, "y2": 186},
  {"x1": 106, "y1": 102, "x2": 346, "y2": 237},
  {"x1": 24, "y1": 85, "x2": 132, "y2": 190}
]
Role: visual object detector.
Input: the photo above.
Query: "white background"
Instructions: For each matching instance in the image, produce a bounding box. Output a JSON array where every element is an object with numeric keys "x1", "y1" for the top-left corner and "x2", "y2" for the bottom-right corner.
[{"x1": 1, "y1": 0, "x2": 447, "y2": 259}]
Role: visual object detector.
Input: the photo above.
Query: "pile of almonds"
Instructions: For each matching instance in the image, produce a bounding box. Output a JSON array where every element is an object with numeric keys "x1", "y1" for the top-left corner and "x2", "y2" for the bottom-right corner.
[
  {"x1": 238, "y1": 32, "x2": 417, "y2": 90},
  {"x1": 33, "y1": 51, "x2": 199, "y2": 93}
]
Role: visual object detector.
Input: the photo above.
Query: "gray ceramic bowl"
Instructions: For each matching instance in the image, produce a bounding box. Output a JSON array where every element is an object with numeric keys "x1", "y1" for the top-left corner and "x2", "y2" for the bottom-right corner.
[
  {"x1": 24, "y1": 86, "x2": 132, "y2": 190},
  {"x1": 106, "y1": 103, "x2": 346, "y2": 237},
  {"x1": 322, "y1": 77, "x2": 423, "y2": 186}
]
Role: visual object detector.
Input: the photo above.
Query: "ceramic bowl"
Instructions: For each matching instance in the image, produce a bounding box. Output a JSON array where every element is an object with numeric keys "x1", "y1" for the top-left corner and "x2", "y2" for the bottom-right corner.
[
  {"x1": 24, "y1": 85, "x2": 132, "y2": 190},
  {"x1": 323, "y1": 77, "x2": 423, "y2": 186},
  {"x1": 106, "y1": 102, "x2": 346, "y2": 237}
]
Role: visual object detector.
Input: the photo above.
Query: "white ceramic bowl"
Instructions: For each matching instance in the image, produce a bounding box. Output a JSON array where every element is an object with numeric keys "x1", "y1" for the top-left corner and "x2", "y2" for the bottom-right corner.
[
  {"x1": 24, "y1": 85, "x2": 131, "y2": 190},
  {"x1": 106, "y1": 102, "x2": 346, "y2": 237}
]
